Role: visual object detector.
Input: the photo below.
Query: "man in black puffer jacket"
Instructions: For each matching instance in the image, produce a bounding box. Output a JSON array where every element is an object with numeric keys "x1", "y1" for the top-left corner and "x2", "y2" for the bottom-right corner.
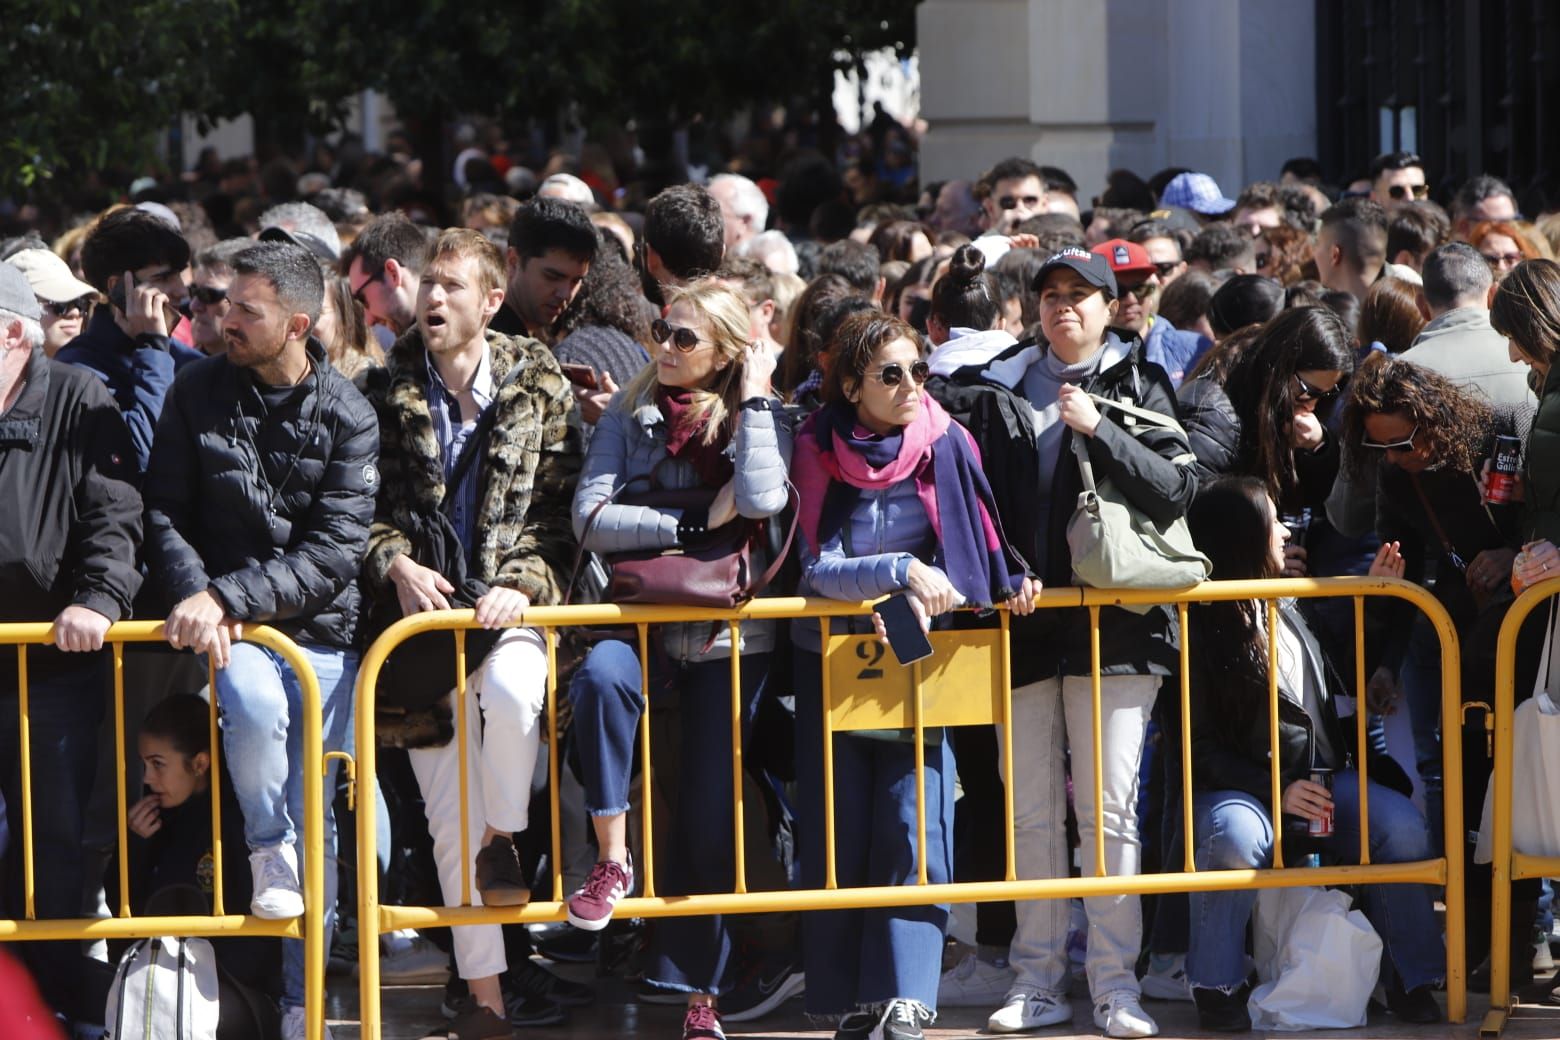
[{"x1": 143, "y1": 242, "x2": 378, "y2": 1035}]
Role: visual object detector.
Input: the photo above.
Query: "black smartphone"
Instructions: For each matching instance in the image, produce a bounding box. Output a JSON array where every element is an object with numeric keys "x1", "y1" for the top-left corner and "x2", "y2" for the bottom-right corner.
[
  {"x1": 107, "y1": 280, "x2": 129, "y2": 315},
  {"x1": 560, "y1": 363, "x2": 599, "y2": 390},
  {"x1": 874, "y1": 593, "x2": 934, "y2": 667}
]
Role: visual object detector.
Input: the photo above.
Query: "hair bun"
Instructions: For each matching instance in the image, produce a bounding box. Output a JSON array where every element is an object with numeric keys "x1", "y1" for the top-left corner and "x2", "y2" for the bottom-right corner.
[{"x1": 948, "y1": 244, "x2": 986, "y2": 284}]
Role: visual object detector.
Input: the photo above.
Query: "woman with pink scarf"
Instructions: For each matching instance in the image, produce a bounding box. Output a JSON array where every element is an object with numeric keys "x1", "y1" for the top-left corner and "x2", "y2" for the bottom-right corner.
[{"x1": 789, "y1": 311, "x2": 1036, "y2": 1040}]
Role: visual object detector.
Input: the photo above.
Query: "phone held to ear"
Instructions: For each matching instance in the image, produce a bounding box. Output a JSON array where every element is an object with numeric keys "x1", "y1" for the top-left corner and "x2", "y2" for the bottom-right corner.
[{"x1": 874, "y1": 593, "x2": 934, "y2": 667}]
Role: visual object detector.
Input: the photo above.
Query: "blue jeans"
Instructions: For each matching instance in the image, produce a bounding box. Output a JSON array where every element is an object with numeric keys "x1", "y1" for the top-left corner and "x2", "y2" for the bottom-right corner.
[
  {"x1": 793, "y1": 649, "x2": 953, "y2": 1015},
  {"x1": 1399, "y1": 615, "x2": 1444, "y2": 848},
  {"x1": 213, "y1": 641, "x2": 356, "y2": 1009},
  {"x1": 568, "y1": 639, "x2": 767, "y2": 995},
  {"x1": 0, "y1": 658, "x2": 105, "y2": 1019},
  {"x1": 1186, "y1": 772, "x2": 1444, "y2": 992}
]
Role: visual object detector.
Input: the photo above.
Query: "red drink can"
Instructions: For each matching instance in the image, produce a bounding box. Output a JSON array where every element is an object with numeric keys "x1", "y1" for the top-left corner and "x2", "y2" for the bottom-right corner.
[
  {"x1": 1487, "y1": 435, "x2": 1522, "y2": 504},
  {"x1": 1308, "y1": 768, "x2": 1334, "y2": 837}
]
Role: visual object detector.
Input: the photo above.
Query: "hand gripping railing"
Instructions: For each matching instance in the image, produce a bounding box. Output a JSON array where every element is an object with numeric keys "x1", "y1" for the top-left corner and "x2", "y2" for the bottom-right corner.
[{"x1": 352, "y1": 576, "x2": 1466, "y2": 1037}]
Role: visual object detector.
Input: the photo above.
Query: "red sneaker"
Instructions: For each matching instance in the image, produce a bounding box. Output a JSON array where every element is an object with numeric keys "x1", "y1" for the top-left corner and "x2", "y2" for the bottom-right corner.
[
  {"x1": 565, "y1": 857, "x2": 632, "y2": 932},
  {"x1": 682, "y1": 1003, "x2": 725, "y2": 1040}
]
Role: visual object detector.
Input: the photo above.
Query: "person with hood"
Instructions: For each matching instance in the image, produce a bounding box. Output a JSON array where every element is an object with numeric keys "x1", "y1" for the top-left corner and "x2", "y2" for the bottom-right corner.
[
  {"x1": 924, "y1": 244, "x2": 1016, "y2": 378},
  {"x1": 788, "y1": 310, "x2": 1035, "y2": 1040},
  {"x1": 947, "y1": 248, "x2": 1198, "y2": 1037}
]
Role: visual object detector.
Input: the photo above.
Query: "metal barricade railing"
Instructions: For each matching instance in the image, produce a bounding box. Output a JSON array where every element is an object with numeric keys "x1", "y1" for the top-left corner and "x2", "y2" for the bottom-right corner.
[
  {"x1": 353, "y1": 576, "x2": 1467, "y2": 1037},
  {"x1": 1482, "y1": 577, "x2": 1560, "y2": 1037},
  {"x1": 0, "y1": 622, "x2": 330, "y2": 1040}
]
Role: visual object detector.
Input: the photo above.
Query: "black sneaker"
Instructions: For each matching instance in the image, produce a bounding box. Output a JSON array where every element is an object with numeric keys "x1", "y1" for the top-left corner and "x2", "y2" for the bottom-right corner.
[
  {"x1": 1385, "y1": 982, "x2": 1443, "y2": 1024},
  {"x1": 441, "y1": 976, "x2": 468, "y2": 1020},
  {"x1": 832, "y1": 1008, "x2": 877, "y2": 1040},
  {"x1": 719, "y1": 958, "x2": 805, "y2": 1023},
  {"x1": 1192, "y1": 984, "x2": 1251, "y2": 1032},
  {"x1": 534, "y1": 925, "x2": 598, "y2": 965},
  {"x1": 442, "y1": 996, "x2": 511, "y2": 1040},
  {"x1": 877, "y1": 998, "x2": 931, "y2": 1040},
  {"x1": 502, "y1": 982, "x2": 567, "y2": 1029},
  {"x1": 507, "y1": 959, "x2": 594, "y2": 1007}
]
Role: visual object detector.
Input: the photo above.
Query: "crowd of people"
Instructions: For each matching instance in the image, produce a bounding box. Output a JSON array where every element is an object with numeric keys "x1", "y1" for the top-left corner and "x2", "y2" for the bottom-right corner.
[{"x1": 4, "y1": 135, "x2": 1560, "y2": 1040}]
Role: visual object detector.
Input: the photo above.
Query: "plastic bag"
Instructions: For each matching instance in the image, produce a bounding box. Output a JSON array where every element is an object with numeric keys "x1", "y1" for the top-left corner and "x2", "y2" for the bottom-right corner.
[{"x1": 1247, "y1": 886, "x2": 1383, "y2": 1030}]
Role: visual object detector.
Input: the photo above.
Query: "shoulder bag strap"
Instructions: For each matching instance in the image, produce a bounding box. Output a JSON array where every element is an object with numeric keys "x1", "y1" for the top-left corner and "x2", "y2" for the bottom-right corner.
[{"x1": 1407, "y1": 472, "x2": 1467, "y2": 572}]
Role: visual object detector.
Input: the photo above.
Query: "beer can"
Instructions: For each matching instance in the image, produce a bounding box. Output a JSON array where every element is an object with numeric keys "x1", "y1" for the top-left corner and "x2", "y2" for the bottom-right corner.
[
  {"x1": 1308, "y1": 768, "x2": 1334, "y2": 837},
  {"x1": 1487, "y1": 435, "x2": 1522, "y2": 504}
]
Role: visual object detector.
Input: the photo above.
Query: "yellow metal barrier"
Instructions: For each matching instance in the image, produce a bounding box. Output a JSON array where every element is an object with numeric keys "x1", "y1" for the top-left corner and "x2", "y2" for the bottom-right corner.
[
  {"x1": 0, "y1": 622, "x2": 330, "y2": 1040},
  {"x1": 1481, "y1": 577, "x2": 1560, "y2": 1037},
  {"x1": 353, "y1": 577, "x2": 1466, "y2": 1037}
]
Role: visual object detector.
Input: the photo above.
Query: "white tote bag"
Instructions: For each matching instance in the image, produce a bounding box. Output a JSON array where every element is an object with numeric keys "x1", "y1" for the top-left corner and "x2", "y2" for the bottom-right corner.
[
  {"x1": 1475, "y1": 600, "x2": 1560, "y2": 863},
  {"x1": 1247, "y1": 886, "x2": 1383, "y2": 1030}
]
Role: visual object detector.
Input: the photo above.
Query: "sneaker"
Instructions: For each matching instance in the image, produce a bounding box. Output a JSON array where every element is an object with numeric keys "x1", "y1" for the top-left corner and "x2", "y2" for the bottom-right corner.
[
  {"x1": 1385, "y1": 982, "x2": 1443, "y2": 1024},
  {"x1": 719, "y1": 959, "x2": 805, "y2": 1022},
  {"x1": 1093, "y1": 992, "x2": 1159, "y2": 1038},
  {"x1": 502, "y1": 983, "x2": 568, "y2": 1029},
  {"x1": 250, "y1": 843, "x2": 305, "y2": 919},
  {"x1": 1537, "y1": 934, "x2": 1557, "y2": 973},
  {"x1": 1191, "y1": 985, "x2": 1251, "y2": 1032},
  {"x1": 1139, "y1": 953, "x2": 1193, "y2": 1002},
  {"x1": 533, "y1": 924, "x2": 598, "y2": 964},
  {"x1": 876, "y1": 998, "x2": 932, "y2": 1040},
  {"x1": 682, "y1": 1003, "x2": 725, "y2": 1040},
  {"x1": 507, "y1": 958, "x2": 594, "y2": 1007},
  {"x1": 378, "y1": 935, "x2": 452, "y2": 985},
  {"x1": 566, "y1": 857, "x2": 632, "y2": 932},
  {"x1": 937, "y1": 951, "x2": 1014, "y2": 1007},
  {"x1": 328, "y1": 925, "x2": 358, "y2": 977},
  {"x1": 442, "y1": 997, "x2": 510, "y2": 1040},
  {"x1": 474, "y1": 834, "x2": 531, "y2": 907},
  {"x1": 280, "y1": 1006, "x2": 333, "y2": 1040},
  {"x1": 987, "y1": 990, "x2": 1072, "y2": 1033},
  {"x1": 832, "y1": 1009, "x2": 877, "y2": 1040}
]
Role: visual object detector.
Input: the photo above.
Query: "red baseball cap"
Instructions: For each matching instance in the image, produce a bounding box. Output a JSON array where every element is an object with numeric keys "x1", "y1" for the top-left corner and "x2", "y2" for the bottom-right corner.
[{"x1": 1092, "y1": 239, "x2": 1155, "y2": 275}]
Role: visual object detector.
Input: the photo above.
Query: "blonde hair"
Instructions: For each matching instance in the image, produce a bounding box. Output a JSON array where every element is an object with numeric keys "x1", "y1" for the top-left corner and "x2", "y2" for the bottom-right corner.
[
  {"x1": 621, "y1": 278, "x2": 753, "y2": 445},
  {"x1": 428, "y1": 227, "x2": 505, "y2": 295}
]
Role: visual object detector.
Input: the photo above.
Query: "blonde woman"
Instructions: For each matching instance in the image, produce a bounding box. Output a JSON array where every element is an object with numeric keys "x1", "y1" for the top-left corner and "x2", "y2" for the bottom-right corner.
[{"x1": 567, "y1": 279, "x2": 791, "y2": 1040}]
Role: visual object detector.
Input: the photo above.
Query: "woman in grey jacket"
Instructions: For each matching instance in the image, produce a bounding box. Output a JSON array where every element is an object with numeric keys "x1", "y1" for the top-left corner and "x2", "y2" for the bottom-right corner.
[{"x1": 566, "y1": 280, "x2": 790, "y2": 1040}]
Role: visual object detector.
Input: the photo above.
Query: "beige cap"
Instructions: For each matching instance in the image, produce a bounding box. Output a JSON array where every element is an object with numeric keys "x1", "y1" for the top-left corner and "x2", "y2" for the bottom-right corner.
[{"x1": 6, "y1": 248, "x2": 97, "y2": 303}]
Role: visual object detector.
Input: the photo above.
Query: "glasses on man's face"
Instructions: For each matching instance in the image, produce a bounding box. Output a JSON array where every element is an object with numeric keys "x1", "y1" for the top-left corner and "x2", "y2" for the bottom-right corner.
[
  {"x1": 190, "y1": 285, "x2": 228, "y2": 307},
  {"x1": 998, "y1": 194, "x2": 1043, "y2": 211},
  {"x1": 865, "y1": 360, "x2": 930, "y2": 388},
  {"x1": 1387, "y1": 183, "x2": 1430, "y2": 201},
  {"x1": 1152, "y1": 260, "x2": 1181, "y2": 279},
  {"x1": 351, "y1": 267, "x2": 384, "y2": 305},
  {"x1": 1483, "y1": 251, "x2": 1524, "y2": 270},
  {"x1": 40, "y1": 296, "x2": 93, "y2": 317},
  {"x1": 1293, "y1": 372, "x2": 1343, "y2": 404},
  {"x1": 1119, "y1": 279, "x2": 1159, "y2": 301},
  {"x1": 1361, "y1": 424, "x2": 1419, "y2": 453},
  {"x1": 650, "y1": 318, "x2": 704, "y2": 352}
]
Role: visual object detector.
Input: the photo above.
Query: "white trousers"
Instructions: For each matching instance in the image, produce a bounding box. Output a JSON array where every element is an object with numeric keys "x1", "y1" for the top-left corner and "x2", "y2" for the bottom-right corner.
[{"x1": 409, "y1": 627, "x2": 548, "y2": 979}]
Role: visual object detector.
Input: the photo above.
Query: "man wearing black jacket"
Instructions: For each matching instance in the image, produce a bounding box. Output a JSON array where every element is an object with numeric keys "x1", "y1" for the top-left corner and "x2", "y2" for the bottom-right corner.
[
  {"x1": 143, "y1": 243, "x2": 378, "y2": 1040},
  {"x1": 0, "y1": 265, "x2": 142, "y2": 1022}
]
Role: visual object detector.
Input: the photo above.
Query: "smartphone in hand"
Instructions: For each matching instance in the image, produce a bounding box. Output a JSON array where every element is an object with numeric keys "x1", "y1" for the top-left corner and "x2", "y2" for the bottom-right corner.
[
  {"x1": 874, "y1": 594, "x2": 934, "y2": 666},
  {"x1": 560, "y1": 364, "x2": 599, "y2": 390}
]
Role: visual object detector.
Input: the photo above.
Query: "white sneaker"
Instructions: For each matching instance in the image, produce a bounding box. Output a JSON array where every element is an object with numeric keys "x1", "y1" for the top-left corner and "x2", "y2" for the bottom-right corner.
[
  {"x1": 249, "y1": 842, "x2": 305, "y2": 919},
  {"x1": 375, "y1": 935, "x2": 451, "y2": 984},
  {"x1": 1093, "y1": 992, "x2": 1159, "y2": 1038},
  {"x1": 1138, "y1": 953, "x2": 1193, "y2": 1002},
  {"x1": 280, "y1": 1006, "x2": 334, "y2": 1040},
  {"x1": 937, "y1": 951, "x2": 1016, "y2": 1007},
  {"x1": 1536, "y1": 936, "x2": 1557, "y2": 973},
  {"x1": 987, "y1": 990, "x2": 1072, "y2": 1033}
]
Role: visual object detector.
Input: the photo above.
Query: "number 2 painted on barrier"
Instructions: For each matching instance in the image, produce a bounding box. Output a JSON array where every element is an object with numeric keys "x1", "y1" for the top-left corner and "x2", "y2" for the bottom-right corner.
[{"x1": 856, "y1": 640, "x2": 885, "y2": 680}]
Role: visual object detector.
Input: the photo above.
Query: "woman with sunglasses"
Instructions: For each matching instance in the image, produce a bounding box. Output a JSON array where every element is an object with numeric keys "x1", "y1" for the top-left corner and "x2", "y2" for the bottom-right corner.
[
  {"x1": 1467, "y1": 220, "x2": 1545, "y2": 283},
  {"x1": 947, "y1": 248, "x2": 1197, "y2": 1038},
  {"x1": 1181, "y1": 476, "x2": 1442, "y2": 1031},
  {"x1": 567, "y1": 279, "x2": 789, "y2": 1040},
  {"x1": 5, "y1": 247, "x2": 97, "y2": 356},
  {"x1": 789, "y1": 310, "x2": 1035, "y2": 1040}
]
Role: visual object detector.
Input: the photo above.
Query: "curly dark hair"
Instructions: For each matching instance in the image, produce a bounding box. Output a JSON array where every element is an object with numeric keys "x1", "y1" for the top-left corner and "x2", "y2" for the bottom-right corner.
[
  {"x1": 552, "y1": 233, "x2": 652, "y2": 346},
  {"x1": 1340, "y1": 354, "x2": 1494, "y2": 478}
]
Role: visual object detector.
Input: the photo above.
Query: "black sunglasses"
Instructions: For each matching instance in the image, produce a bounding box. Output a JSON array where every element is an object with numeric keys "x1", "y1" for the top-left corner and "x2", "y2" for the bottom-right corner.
[
  {"x1": 998, "y1": 194, "x2": 1043, "y2": 211},
  {"x1": 1387, "y1": 183, "x2": 1430, "y2": 200},
  {"x1": 1293, "y1": 372, "x2": 1343, "y2": 403},
  {"x1": 40, "y1": 295, "x2": 93, "y2": 317},
  {"x1": 190, "y1": 285, "x2": 228, "y2": 306},
  {"x1": 1152, "y1": 260, "x2": 1181, "y2": 278},
  {"x1": 866, "y1": 361, "x2": 930, "y2": 388},
  {"x1": 351, "y1": 267, "x2": 384, "y2": 304},
  {"x1": 650, "y1": 318, "x2": 704, "y2": 352},
  {"x1": 1361, "y1": 424, "x2": 1418, "y2": 453}
]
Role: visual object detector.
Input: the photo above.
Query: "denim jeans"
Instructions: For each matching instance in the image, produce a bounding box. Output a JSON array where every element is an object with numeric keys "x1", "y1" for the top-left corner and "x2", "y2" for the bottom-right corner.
[
  {"x1": 1186, "y1": 771, "x2": 1444, "y2": 991},
  {"x1": 793, "y1": 649, "x2": 953, "y2": 1015},
  {"x1": 1001, "y1": 674, "x2": 1158, "y2": 1002},
  {"x1": 1399, "y1": 614, "x2": 1444, "y2": 847},
  {"x1": 212, "y1": 641, "x2": 356, "y2": 1009},
  {"x1": 0, "y1": 657, "x2": 106, "y2": 1019},
  {"x1": 567, "y1": 639, "x2": 767, "y2": 995}
]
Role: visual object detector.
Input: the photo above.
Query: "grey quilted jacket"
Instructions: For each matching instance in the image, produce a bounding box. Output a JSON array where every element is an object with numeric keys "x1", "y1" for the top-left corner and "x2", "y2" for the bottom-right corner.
[{"x1": 572, "y1": 396, "x2": 792, "y2": 662}]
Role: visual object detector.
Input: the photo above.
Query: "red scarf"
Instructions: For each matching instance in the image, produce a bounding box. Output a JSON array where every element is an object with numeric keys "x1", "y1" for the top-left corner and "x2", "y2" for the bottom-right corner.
[{"x1": 656, "y1": 385, "x2": 734, "y2": 487}]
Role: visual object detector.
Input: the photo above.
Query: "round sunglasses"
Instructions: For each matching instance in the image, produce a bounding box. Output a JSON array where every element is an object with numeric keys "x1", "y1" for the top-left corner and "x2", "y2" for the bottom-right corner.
[
  {"x1": 650, "y1": 318, "x2": 705, "y2": 352},
  {"x1": 865, "y1": 360, "x2": 930, "y2": 387}
]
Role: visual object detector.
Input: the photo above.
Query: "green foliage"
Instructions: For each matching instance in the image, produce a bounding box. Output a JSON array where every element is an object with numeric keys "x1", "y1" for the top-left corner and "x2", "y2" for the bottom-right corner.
[{"x1": 3, "y1": 0, "x2": 916, "y2": 194}]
